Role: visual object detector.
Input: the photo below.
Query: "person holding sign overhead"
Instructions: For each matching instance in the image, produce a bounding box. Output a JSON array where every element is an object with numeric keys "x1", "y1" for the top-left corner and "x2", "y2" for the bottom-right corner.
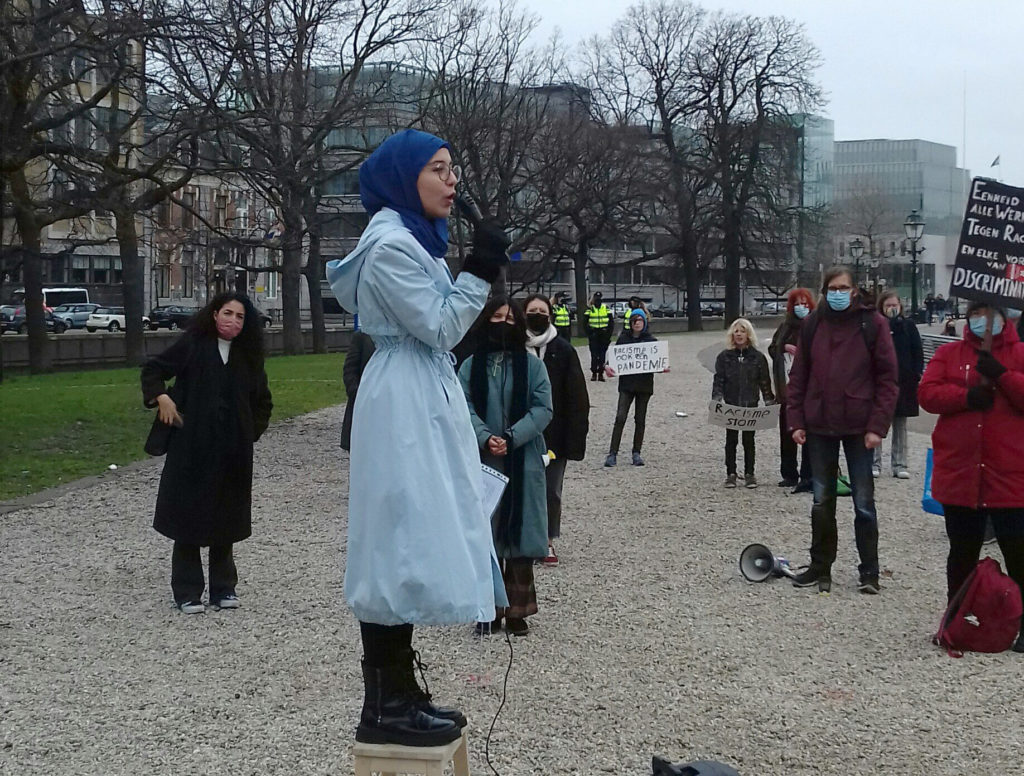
[
  {"x1": 918, "y1": 301, "x2": 1024, "y2": 652},
  {"x1": 713, "y1": 318, "x2": 774, "y2": 489},
  {"x1": 604, "y1": 308, "x2": 661, "y2": 467}
]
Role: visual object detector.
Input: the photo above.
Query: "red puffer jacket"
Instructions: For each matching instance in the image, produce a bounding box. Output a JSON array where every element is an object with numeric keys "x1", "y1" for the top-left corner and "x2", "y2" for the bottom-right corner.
[{"x1": 918, "y1": 323, "x2": 1024, "y2": 509}]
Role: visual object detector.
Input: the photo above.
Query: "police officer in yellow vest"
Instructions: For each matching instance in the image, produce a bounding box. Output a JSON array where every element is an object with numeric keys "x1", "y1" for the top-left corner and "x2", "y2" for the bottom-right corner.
[
  {"x1": 584, "y1": 292, "x2": 614, "y2": 381},
  {"x1": 552, "y1": 294, "x2": 572, "y2": 341}
]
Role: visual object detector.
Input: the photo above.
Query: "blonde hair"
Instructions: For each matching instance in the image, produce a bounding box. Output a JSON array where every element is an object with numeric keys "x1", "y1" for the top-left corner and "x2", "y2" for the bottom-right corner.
[{"x1": 725, "y1": 318, "x2": 758, "y2": 350}]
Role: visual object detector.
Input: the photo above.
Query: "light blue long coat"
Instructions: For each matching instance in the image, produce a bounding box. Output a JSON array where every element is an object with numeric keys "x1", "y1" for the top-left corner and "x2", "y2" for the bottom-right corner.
[
  {"x1": 326, "y1": 208, "x2": 506, "y2": 625},
  {"x1": 457, "y1": 352, "x2": 553, "y2": 558}
]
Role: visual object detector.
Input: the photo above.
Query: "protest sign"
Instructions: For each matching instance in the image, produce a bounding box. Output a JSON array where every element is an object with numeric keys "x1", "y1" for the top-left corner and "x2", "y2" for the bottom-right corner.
[
  {"x1": 949, "y1": 177, "x2": 1024, "y2": 307},
  {"x1": 609, "y1": 340, "x2": 670, "y2": 376},
  {"x1": 707, "y1": 400, "x2": 779, "y2": 431}
]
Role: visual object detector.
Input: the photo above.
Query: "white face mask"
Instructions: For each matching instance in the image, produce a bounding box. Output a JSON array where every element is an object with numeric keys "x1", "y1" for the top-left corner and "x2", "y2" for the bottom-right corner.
[{"x1": 793, "y1": 304, "x2": 809, "y2": 319}]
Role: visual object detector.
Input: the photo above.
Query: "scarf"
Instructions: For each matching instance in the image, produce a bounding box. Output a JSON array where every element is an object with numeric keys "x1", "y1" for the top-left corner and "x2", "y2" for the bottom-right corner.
[
  {"x1": 358, "y1": 129, "x2": 450, "y2": 258},
  {"x1": 469, "y1": 341, "x2": 529, "y2": 551},
  {"x1": 525, "y1": 324, "x2": 558, "y2": 361}
]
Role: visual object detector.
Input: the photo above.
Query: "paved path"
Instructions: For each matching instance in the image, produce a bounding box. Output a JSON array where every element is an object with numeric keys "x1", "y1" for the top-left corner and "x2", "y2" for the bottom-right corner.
[{"x1": 1, "y1": 329, "x2": 1018, "y2": 776}]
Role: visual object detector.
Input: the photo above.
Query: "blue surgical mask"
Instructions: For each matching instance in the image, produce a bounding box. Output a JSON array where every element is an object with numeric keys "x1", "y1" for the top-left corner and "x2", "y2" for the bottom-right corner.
[
  {"x1": 969, "y1": 316, "x2": 1004, "y2": 338},
  {"x1": 826, "y1": 290, "x2": 851, "y2": 311},
  {"x1": 793, "y1": 304, "x2": 809, "y2": 319}
]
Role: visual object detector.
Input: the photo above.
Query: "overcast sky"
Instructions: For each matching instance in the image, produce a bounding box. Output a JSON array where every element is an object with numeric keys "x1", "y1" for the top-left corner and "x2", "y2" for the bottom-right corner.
[{"x1": 520, "y1": 0, "x2": 1024, "y2": 192}]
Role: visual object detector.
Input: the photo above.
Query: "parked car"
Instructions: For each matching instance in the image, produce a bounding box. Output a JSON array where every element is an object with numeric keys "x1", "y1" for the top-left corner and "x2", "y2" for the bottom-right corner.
[
  {"x1": 253, "y1": 308, "x2": 273, "y2": 328},
  {"x1": 2, "y1": 305, "x2": 68, "y2": 334},
  {"x1": 651, "y1": 304, "x2": 678, "y2": 318},
  {"x1": 147, "y1": 305, "x2": 200, "y2": 330},
  {"x1": 612, "y1": 301, "x2": 630, "y2": 318},
  {"x1": 701, "y1": 301, "x2": 725, "y2": 317},
  {"x1": 86, "y1": 306, "x2": 134, "y2": 332},
  {"x1": 760, "y1": 301, "x2": 783, "y2": 315},
  {"x1": 50, "y1": 303, "x2": 100, "y2": 329}
]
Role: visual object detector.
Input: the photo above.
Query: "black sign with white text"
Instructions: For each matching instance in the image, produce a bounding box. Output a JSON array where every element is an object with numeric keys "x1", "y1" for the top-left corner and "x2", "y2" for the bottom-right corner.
[{"x1": 949, "y1": 177, "x2": 1024, "y2": 307}]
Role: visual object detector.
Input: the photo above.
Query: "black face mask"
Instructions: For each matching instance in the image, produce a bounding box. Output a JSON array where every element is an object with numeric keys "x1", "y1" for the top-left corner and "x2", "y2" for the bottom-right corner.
[
  {"x1": 526, "y1": 312, "x2": 549, "y2": 332},
  {"x1": 486, "y1": 321, "x2": 524, "y2": 347}
]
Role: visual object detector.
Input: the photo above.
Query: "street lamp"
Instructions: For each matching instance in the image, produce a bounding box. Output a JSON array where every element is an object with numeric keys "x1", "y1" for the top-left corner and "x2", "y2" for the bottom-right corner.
[
  {"x1": 904, "y1": 210, "x2": 926, "y2": 322},
  {"x1": 849, "y1": 237, "x2": 865, "y2": 281}
]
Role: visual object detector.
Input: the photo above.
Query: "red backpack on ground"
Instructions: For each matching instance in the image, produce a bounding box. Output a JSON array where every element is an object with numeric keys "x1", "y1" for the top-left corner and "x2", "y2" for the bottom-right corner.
[{"x1": 934, "y1": 557, "x2": 1023, "y2": 658}]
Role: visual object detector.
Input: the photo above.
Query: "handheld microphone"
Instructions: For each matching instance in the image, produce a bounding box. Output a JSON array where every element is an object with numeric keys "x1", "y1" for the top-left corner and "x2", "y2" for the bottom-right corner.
[{"x1": 454, "y1": 194, "x2": 483, "y2": 226}]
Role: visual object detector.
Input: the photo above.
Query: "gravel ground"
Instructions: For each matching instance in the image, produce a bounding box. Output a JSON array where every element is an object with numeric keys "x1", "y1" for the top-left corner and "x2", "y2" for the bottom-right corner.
[{"x1": 2, "y1": 329, "x2": 1021, "y2": 776}]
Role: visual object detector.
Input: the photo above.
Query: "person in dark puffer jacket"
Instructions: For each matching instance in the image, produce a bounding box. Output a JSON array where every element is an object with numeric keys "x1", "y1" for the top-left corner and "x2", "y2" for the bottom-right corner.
[{"x1": 713, "y1": 318, "x2": 774, "y2": 489}]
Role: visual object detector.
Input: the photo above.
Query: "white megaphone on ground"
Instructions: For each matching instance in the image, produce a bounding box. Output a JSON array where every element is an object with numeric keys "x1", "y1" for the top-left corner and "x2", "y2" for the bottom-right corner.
[{"x1": 739, "y1": 543, "x2": 796, "y2": 582}]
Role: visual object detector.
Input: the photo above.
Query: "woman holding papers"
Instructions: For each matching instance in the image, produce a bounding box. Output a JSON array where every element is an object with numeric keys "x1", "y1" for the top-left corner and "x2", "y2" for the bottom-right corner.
[
  {"x1": 459, "y1": 297, "x2": 553, "y2": 637},
  {"x1": 326, "y1": 129, "x2": 510, "y2": 747}
]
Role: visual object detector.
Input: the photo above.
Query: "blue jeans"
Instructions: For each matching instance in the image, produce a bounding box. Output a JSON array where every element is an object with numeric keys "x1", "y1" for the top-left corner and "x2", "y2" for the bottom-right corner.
[{"x1": 806, "y1": 433, "x2": 879, "y2": 578}]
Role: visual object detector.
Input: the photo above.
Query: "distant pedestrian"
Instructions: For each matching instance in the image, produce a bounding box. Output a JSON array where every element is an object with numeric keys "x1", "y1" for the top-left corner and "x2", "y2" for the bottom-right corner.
[
  {"x1": 918, "y1": 301, "x2": 1024, "y2": 653},
  {"x1": 141, "y1": 292, "x2": 273, "y2": 615},
  {"x1": 584, "y1": 292, "x2": 614, "y2": 381},
  {"x1": 523, "y1": 293, "x2": 590, "y2": 567},
  {"x1": 604, "y1": 308, "x2": 663, "y2": 467},
  {"x1": 340, "y1": 328, "x2": 375, "y2": 451},
  {"x1": 935, "y1": 294, "x2": 946, "y2": 323},
  {"x1": 925, "y1": 294, "x2": 935, "y2": 325},
  {"x1": 942, "y1": 319, "x2": 957, "y2": 337},
  {"x1": 786, "y1": 266, "x2": 899, "y2": 594},
  {"x1": 459, "y1": 297, "x2": 553, "y2": 637},
  {"x1": 768, "y1": 288, "x2": 814, "y2": 493},
  {"x1": 873, "y1": 292, "x2": 923, "y2": 479},
  {"x1": 713, "y1": 318, "x2": 774, "y2": 489}
]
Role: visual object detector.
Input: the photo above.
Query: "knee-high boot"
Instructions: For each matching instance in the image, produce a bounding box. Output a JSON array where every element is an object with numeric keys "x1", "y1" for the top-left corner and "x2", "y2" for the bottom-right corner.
[{"x1": 356, "y1": 659, "x2": 461, "y2": 746}]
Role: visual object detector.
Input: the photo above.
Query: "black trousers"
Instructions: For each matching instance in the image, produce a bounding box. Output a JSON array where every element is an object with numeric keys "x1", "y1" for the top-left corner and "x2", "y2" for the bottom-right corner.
[
  {"x1": 725, "y1": 429, "x2": 755, "y2": 476},
  {"x1": 943, "y1": 505, "x2": 1024, "y2": 603},
  {"x1": 610, "y1": 391, "x2": 650, "y2": 454},
  {"x1": 588, "y1": 335, "x2": 610, "y2": 373},
  {"x1": 359, "y1": 622, "x2": 413, "y2": 667},
  {"x1": 778, "y1": 406, "x2": 811, "y2": 482},
  {"x1": 171, "y1": 542, "x2": 237, "y2": 603}
]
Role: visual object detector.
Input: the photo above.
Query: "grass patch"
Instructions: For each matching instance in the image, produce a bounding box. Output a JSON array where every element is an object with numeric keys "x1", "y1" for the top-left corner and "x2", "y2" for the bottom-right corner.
[{"x1": 0, "y1": 353, "x2": 346, "y2": 501}]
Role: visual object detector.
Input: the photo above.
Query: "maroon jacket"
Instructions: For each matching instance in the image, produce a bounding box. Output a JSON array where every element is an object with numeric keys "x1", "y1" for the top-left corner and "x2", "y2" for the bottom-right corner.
[
  {"x1": 918, "y1": 323, "x2": 1024, "y2": 509},
  {"x1": 786, "y1": 304, "x2": 898, "y2": 437}
]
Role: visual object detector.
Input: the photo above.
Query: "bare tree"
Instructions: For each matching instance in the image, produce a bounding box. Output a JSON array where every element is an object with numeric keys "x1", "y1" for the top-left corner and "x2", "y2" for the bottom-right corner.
[
  {"x1": 689, "y1": 11, "x2": 823, "y2": 323},
  {"x1": 834, "y1": 177, "x2": 905, "y2": 283},
  {"x1": 580, "y1": 0, "x2": 713, "y2": 330},
  {"x1": 153, "y1": 0, "x2": 450, "y2": 354}
]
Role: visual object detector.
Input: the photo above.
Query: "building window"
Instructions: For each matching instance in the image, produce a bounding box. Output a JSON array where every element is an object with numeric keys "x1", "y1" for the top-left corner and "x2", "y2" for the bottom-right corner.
[
  {"x1": 182, "y1": 265, "x2": 194, "y2": 298},
  {"x1": 71, "y1": 256, "x2": 89, "y2": 283},
  {"x1": 93, "y1": 257, "x2": 110, "y2": 284},
  {"x1": 156, "y1": 265, "x2": 170, "y2": 297},
  {"x1": 181, "y1": 192, "x2": 195, "y2": 229},
  {"x1": 838, "y1": 241, "x2": 846, "y2": 257},
  {"x1": 214, "y1": 192, "x2": 227, "y2": 226},
  {"x1": 322, "y1": 169, "x2": 360, "y2": 196},
  {"x1": 265, "y1": 270, "x2": 278, "y2": 299},
  {"x1": 112, "y1": 258, "x2": 122, "y2": 284}
]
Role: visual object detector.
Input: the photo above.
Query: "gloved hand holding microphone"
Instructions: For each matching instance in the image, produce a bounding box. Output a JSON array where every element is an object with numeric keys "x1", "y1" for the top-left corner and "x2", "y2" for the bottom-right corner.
[{"x1": 456, "y1": 195, "x2": 511, "y2": 283}]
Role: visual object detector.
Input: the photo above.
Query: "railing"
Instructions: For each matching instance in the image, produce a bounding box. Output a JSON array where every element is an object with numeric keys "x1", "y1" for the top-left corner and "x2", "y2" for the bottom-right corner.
[{"x1": 920, "y1": 332, "x2": 957, "y2": 364}]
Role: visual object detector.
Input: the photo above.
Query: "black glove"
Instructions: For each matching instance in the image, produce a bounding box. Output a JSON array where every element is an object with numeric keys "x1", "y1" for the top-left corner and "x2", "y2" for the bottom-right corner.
[
  {"x1": 966, "y1": 385, "x2": 995, "y2": 411},
  {"x1": 461, "y1": 220, "x2": 510, "y2": 283},
  {"x1": 976, "y1": 351, "x2": 1007, "y2": 380}
]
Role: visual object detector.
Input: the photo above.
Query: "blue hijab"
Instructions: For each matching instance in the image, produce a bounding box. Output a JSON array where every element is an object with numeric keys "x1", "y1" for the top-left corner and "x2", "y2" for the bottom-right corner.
[{"x1": 359, "y1": 129, "x2": 450, "y2": 258}]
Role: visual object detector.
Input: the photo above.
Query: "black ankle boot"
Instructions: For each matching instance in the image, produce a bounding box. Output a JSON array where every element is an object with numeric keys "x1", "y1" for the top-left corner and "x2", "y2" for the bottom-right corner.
[
  {"x1": 356, "y1": 660, "x2": 461, "y2": 746},
  {"x1": 398, "y1": 648, "x2": 468, "y2": 728}
]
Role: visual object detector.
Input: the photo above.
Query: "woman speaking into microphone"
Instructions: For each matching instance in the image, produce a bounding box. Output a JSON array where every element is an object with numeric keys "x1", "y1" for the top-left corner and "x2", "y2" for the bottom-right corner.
[{"x1": 326, "y1": 129, "x2": 510, "y2": 747}]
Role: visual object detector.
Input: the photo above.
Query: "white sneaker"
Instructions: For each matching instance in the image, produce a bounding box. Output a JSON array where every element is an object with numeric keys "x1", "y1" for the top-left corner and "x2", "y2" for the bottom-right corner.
[
  {"x1": 213, "y1": 594, "x2": 240, "y2": 610},
  {"x1": 178, "y1": 600, "x2": 205, "y2": 614},
  {"x1": 871, "y1": 467, "x2": 880, "y2": 478},
  {"x1": 895, "y1": 470, "x2": 910, "y2": 479}
]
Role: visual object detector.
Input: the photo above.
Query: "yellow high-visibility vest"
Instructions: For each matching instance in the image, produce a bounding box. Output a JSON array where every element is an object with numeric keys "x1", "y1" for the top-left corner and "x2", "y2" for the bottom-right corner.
[
  {"x1": 553, "y1": 304, "x2": 570, "y2": 328},
  {"x1": 585, "y1": 304, "x2": 610, "y2": 330}
]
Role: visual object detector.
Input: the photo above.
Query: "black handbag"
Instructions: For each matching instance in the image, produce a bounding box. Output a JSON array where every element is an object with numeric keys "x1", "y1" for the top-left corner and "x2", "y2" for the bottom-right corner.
[{"x1": 144, "y1": 413, "x2": 183, "y2": 456}]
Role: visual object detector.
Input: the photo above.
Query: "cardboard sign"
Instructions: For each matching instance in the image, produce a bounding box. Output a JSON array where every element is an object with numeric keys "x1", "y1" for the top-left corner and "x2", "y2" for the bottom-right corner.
[
  {"x1": 707, "y1": 400, "x2": 779, "y2": 430},
  {"x1": 609, "y1": 340, "x2": 670, "y2": 376},
  {"x1": 949, "y1": 177, "x2": 1024, "y2": 306}
]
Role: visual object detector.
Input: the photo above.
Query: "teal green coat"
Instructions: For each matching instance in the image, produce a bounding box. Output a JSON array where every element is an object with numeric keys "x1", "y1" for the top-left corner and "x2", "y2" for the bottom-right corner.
[{"x1": 459, "y1": 351, "x2": 553, "y2": 559}]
